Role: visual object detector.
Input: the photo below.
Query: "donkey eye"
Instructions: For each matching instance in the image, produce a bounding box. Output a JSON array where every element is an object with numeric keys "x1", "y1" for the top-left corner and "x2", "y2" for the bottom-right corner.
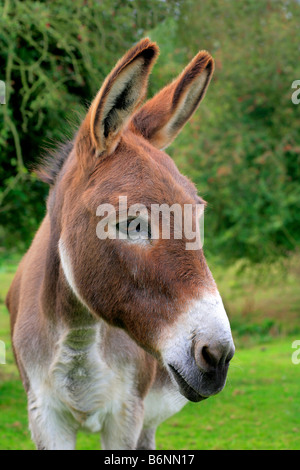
[
  {"x1": 115, "y1": 218, "x2": 135, "y2": 235},
  {"x1": 116, "y1": 218, "x2": 151, "y2": 241}
]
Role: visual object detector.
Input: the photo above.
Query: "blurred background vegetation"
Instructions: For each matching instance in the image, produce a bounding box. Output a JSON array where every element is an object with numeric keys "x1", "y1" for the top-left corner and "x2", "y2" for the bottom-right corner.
[
  {"x1": 1, "y1": 0, "x2": 300, "y2": 264},
  {"x1": 0, "y1": 0, "x2": 300, "y2": 450}
]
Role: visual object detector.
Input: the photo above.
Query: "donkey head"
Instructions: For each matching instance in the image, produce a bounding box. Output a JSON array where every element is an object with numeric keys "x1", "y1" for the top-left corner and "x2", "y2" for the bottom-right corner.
[{"x1": 57, "y1": 38, "x2": 234, "y2": 402}]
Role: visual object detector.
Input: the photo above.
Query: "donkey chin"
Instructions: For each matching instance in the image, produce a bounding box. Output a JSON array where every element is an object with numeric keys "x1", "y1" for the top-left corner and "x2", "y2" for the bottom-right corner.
[{"x1": 160, "y1": 293, "x2": 235, "y2": 402}]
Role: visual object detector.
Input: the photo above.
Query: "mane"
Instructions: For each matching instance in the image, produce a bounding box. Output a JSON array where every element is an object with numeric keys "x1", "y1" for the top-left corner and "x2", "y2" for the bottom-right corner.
[{"x1": 36, "y1": 140, "x2": 74, "y2": 185}]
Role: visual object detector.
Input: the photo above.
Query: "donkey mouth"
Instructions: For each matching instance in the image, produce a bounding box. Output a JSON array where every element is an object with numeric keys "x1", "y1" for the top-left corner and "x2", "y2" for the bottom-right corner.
[{"x1": 168, "y1": 364, "x2": 208, "y2": 403}]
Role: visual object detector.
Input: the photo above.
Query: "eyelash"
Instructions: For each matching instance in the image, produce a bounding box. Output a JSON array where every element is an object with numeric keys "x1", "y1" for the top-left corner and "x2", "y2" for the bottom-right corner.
[{"x1": 116, "y1": 218, "x2": 152, "y2": 239}]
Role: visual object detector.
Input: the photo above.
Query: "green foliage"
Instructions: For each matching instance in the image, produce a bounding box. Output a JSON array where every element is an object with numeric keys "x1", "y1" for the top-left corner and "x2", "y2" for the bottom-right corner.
[
  {"x1": 0, "y1": 0, "x2": 174, "y2": 251},
  {"x1": 163, "y1": 0, "x2": 300, "y2": 262},
  {"x1": 1, "y1": 0, "x2": 300, "y2": 263}
]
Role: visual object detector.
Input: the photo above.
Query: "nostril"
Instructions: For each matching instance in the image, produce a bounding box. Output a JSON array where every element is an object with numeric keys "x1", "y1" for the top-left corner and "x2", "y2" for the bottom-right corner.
[
  {"x1": 201, "y1": 345, "x2": 218, "y2": 368},
  {"x1": 194, "y1": 341, "x2": 235, "y2": 372}
]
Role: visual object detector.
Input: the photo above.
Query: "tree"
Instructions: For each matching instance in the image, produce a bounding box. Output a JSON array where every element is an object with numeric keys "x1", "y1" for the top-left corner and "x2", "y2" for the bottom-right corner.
[{"x1": 0, "y1": 0, "x2": 174, "y2": 252}]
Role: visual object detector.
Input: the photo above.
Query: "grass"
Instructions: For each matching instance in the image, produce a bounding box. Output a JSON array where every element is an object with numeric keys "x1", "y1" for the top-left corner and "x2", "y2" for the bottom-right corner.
[
  {"x1": 0, "y1": 255, "x2": 299, "y2": 450},
  {"x1": 214, "y1": 255, "x2": 300, "y2": 347}
]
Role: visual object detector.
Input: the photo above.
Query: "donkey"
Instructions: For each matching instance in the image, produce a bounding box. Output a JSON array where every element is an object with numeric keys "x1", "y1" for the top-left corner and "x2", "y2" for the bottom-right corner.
[{"x1": 6, "y1": 38, "x2": 235, "y2": 450}]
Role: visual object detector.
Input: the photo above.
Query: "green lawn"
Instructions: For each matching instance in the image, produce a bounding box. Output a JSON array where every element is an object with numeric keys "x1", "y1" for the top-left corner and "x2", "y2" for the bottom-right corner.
[{"x1": 0, "y1": 257, "x2": 299, "y2": 450}]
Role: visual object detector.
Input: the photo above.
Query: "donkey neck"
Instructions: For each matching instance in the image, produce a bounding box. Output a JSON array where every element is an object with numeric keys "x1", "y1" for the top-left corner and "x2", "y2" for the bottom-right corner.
[
  {"x1": 41, "y1": 231, "x2": 96, "y2": 329},
  {"x1": 40, "y1": 161, "x2": 96, "y2": 329}
]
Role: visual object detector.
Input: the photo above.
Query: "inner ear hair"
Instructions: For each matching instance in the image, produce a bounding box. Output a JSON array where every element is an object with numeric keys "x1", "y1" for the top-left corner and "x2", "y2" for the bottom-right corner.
[
  {"x1": 169, "y1": 55, "x2": 213, "y2": 134},
  {"x1": 75, "y1": 38, "x2": 159, "y2": 164},
  {"x1": 99, "y1": 59, "x2": 146, "y2": 141},
  {"x1": 90, "y1": 39, "x2": 159, "y2": 155},
  {"x1": 130, "y1": 50, "x2": 214, "y2": 150}
]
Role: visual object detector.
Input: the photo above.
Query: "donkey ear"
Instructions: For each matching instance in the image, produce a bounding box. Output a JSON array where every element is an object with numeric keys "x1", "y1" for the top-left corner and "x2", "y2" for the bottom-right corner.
[
  {"x1": 131, "y1": 51, "x2": 214, "y2": 150},
  {"x1": 76, "y1": 38, "x2": 159, "y2": 159}
]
